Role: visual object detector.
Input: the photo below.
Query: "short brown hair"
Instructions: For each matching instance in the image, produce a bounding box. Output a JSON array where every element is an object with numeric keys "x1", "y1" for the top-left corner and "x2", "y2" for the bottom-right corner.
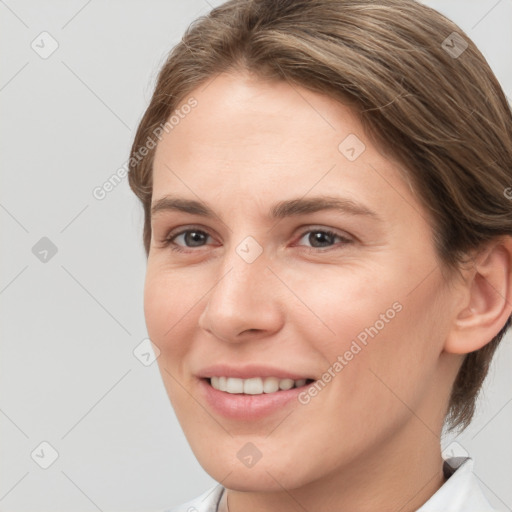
[{"x1": 128, "y1": 0, "x2": 512, "y2": 433}]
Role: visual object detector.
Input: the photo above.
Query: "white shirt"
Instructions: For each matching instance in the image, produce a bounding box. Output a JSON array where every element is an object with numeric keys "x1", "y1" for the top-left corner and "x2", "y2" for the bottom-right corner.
[{"x1": 163, "y1": 457, "x2": 498, "y2": 512}]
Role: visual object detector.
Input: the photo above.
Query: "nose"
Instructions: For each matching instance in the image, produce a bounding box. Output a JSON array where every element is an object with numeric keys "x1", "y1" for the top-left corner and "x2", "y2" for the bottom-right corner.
[{"x1": 197, "y1": 244, "x2": 284, "y2": 342}]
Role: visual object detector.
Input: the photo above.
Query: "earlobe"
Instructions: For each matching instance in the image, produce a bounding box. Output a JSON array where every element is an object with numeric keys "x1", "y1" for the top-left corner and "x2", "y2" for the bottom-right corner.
[{"x1": 444, "y1": 236, "x2": 512, "y2": 355}]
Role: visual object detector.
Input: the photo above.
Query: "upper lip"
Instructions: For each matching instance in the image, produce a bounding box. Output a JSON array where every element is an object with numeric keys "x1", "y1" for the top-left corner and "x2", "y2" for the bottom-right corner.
[{"x1": 196, "y1": 364, "x2": 315, "y2": 381}]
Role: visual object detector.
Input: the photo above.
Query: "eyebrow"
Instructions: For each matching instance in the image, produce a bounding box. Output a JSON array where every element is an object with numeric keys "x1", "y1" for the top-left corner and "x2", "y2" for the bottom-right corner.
[{"x1": 151, "y1": 195, "x2": 381, "y2": 221}]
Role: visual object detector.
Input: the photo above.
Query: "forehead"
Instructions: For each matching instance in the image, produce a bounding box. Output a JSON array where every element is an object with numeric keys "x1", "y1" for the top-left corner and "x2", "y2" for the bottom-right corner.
[
  {"x1": 151, "y1": 71, "x2": 425, "y2": 226},
  {"x1": 154, "y1": 71, "x2": 364, "y2": 168}
]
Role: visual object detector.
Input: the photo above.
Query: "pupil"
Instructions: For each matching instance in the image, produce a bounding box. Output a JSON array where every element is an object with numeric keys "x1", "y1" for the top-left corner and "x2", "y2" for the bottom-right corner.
[
  {"x1": 186, "y1": 231, "x2": 205, "y2": 247},
  {"x1": 310, "y1": 231, "x2": 332, "y2": 247}
]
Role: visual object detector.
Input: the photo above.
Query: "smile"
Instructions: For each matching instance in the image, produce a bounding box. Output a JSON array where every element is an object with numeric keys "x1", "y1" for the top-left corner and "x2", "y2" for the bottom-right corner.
[{"x1": 209, "y1": 376, "x2": 314, "y2": 394}]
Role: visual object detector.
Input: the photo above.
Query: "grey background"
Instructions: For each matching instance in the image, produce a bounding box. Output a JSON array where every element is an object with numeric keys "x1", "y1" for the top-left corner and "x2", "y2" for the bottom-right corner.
[{"x1": 0, "y1": 1, "x2": 511, "y2": 511}]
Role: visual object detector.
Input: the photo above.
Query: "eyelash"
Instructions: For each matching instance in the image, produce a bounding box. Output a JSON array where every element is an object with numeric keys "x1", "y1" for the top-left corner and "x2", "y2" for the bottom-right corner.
[{"x1": 159, "y1": 225, "x2": 353, "y2": 253}]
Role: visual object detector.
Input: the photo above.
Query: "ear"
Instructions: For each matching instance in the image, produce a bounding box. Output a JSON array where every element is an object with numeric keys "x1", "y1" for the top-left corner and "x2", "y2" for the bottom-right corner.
[{"x1": 444, "y1": 236, "x2": 512, "y2": 355}]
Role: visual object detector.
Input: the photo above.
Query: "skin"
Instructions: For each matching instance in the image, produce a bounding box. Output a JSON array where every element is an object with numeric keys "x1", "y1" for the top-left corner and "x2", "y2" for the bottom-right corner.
[{"x1": 144, "y1": 70, "x2": 512, "y2": 512}]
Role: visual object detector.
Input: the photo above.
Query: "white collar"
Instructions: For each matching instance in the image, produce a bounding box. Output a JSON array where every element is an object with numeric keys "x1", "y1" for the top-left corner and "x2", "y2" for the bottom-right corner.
[{"x1": 417, "y1": 457, "x2": 497, "y2": 511}]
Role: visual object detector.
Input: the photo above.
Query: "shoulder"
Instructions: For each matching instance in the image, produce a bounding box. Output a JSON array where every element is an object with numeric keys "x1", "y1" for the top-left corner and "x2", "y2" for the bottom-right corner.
[{"x1": 161, "y1": 484, "x2": 225, "y2": 512}]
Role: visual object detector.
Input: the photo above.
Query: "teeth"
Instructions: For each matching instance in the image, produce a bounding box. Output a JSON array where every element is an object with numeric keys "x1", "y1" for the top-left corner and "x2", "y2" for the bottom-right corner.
[{"x1": 209, "y1": 376, "x2": 309, "y2": 394}]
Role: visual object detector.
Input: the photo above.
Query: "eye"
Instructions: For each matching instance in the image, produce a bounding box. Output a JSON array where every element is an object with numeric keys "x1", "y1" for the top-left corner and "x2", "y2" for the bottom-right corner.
[
  {"x1": 158, "y1": 226, "x2": 353, "y2": 253},
  {"x1": 295, "y1": 228, "x2": 353, "y2": 251},
  {"x1": 161, "y1": 227, "x2": 214, "y2": 253}
]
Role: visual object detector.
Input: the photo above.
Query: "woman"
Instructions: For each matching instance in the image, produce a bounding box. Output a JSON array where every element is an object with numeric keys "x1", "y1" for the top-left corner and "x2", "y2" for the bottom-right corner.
[{"x1": 128, "y1": 0, "x2": 512, "y2": 510}]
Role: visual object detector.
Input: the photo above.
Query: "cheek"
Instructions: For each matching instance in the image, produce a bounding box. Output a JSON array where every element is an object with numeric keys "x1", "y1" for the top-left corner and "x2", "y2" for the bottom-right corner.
[
  {"x1": 286, "y1": 267, "x2": 403, "y2": 357},
  {"x1": 296, "y1": 269, "x2": 443, "y2": 418},
  {"x1": 326, "y1": 281, "x2": 448, "y2": 434},
  {"x1": 143, "y1": 274, "x2": 169, "y2": 341},
  {"x1": 143, "y1": 269, "x2": 201, "y2": 414},
  {"x1": 143, "y1": 268, "x2": 195, "y2": 347},
  {"x1": 364, "y1": 278, "x2": 447, "y2": 377}
]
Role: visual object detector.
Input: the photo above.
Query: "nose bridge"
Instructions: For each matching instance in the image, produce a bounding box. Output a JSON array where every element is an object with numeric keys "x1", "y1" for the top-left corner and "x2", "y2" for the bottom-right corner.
[
  {"x1": 198, "y1": 235, "x2": 281, "y2": 339},
  {"x1": 213, "y1": 236, "x2": 270, "y2": 309}
]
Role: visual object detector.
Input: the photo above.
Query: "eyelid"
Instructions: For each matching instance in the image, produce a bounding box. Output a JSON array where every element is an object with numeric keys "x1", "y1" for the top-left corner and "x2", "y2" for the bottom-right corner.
[
  {"x1": 164, "y1": 224, "x2": 213, "y2": 240},
  {"x1": 296, "y1": 225, "x2": 353, "y2": 242}
]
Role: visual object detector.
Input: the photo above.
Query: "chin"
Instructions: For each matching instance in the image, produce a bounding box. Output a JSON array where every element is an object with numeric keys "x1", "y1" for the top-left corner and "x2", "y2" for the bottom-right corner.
[
  {"x1": 197, "y1": 452, "x2": 313, "y2": 492},
  {"x1": 222, "y1": 472, "x2": 302, "y2": 492}
]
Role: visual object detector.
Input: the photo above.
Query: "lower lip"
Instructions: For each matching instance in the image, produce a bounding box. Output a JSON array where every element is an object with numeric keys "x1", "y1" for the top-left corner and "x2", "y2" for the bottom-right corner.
[{"x1": 197, "y1": 378, "x2": 313, "y2": 420}]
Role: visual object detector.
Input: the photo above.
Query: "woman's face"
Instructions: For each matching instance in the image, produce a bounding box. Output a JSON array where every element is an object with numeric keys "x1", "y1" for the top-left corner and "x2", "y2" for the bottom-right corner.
[{"x1": 144, "y1": 71, "x2": 463, "y2": 490}]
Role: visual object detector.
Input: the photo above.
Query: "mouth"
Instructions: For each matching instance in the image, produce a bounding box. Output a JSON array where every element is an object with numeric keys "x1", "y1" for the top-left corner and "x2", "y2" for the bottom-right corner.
[
  {"x1": 198, "y1": 375, "x2": 317, "y2": 420},
  {"x1": 202, "y1": 376, "x2": 316, "y2": 395}
]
